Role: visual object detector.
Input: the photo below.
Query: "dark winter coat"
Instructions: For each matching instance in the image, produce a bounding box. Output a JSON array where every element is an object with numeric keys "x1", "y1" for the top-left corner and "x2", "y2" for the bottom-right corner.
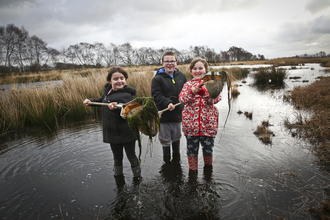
[
  {"x1": 89, "y1": 83, "x2": 137, "y2": 144},
  {"x1": 151, "y1": 67, "x2": 187, "y2": 123}
]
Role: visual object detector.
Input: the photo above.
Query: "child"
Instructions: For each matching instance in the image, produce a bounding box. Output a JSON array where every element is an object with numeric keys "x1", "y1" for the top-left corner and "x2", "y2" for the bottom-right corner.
[
  {"x1": 151, "y1": 52, "x2": 187, "y2": 163},
  {"x1": 83, "y1": 66, "x2": 141, "y2": 180},
  {"x1": 179, "y1": 57, "x2": 222, "y2": 178}
]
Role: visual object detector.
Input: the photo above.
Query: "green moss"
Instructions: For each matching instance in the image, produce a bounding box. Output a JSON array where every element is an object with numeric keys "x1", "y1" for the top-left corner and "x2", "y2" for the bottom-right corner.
[{"x1": 126, "y1": 97, "x2": 160, "y2": 162}]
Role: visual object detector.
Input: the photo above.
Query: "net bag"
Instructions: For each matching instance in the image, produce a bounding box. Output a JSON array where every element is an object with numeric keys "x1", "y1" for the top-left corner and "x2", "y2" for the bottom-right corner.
[
  {"x1": 122, "y1": 97, "x2": 160, "y2": 162},
  {"x1": 203, "y1": 71, "x2": 227, "y2": 99}
]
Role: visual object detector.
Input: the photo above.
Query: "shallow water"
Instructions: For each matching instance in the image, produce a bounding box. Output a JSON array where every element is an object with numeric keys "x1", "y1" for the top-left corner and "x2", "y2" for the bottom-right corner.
[{"x1": 1, "y1": 64, "x2": 329, "y2": 219}]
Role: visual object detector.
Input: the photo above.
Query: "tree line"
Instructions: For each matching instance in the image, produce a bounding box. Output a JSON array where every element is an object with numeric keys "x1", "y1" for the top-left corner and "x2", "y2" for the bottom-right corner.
[{"x1": 1, "y1": 24, "x2": 268, "y2": 74}]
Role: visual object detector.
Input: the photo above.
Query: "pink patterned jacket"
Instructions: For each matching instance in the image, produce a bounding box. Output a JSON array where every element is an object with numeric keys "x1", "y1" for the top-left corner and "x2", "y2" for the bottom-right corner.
[{"x1": 179, "y1": 79, "x2": 222, "y2": 137}]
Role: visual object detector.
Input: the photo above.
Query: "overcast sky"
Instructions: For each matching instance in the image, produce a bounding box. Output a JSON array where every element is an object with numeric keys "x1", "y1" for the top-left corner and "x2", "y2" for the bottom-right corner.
[{"x1": 1, "y1": 0, "x2": 329, "y2": 59}]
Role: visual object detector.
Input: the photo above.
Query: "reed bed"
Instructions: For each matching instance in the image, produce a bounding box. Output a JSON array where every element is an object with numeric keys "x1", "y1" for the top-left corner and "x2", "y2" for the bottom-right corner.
[
  {"x1": 284, "y1": 77, "x2": 330, "y2": 199},
  {"x1": 0, "y1": 68, "x2": 176, "y2": 134},
  {"x1": 252, "y1": 67, "x2": 287, "y2": 86},
  {"x1": 284, "y1": 77, "x2": 330, "y2": 143},
  {"x1": 127, "y1": 71, "x2": 154, "y2": 97},
  {"x1": 284, "y1": 76, "x2": 330, "y2": 218},
  {"x1": 0, "y1": 70, "x2": 107, "y2": 134}
]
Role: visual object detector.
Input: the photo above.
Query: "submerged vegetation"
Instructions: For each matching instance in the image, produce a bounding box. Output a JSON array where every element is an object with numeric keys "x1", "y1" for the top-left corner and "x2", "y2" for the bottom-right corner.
[{"x1": 126, "y1": 97, "x2": 160, "y2": 162}]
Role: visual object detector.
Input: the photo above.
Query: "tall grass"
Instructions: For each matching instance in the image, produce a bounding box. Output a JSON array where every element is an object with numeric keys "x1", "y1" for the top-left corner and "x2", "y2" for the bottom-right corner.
[
  {"x1": 0, "y1": 68, "x2": 166, "y2": 134},
  {"x1": 252, "y1": 67, "x2": 287, "y2": 86},
  {"x1": 127, "y1": 71, "x2": 153, "y2": 97}
]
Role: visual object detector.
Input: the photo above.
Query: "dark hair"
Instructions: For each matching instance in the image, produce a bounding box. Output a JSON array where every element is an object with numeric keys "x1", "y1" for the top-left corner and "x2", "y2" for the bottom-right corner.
[
  {"x1": 107, "y1": 66, "x2": 128, "y2": 81},
  {"x1": 162, "y1": 51, "x2": 178, "y2": 62},
  {"x1": 188, "y1": 57, "x2": 209, "y2": 72}
]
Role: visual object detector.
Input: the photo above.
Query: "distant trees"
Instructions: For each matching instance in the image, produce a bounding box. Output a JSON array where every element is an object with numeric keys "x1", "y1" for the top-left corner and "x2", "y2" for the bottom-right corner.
[
  {"x1": 0, "y1": 23, "x2": 272, "y2": 74},
  {"x1": 295, "y1": 51, "x2": 329, "y2": 59}
]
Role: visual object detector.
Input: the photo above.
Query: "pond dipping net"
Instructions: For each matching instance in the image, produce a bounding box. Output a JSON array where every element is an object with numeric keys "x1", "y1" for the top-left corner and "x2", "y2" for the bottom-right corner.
[{"x1": 124, "y1": 97, "x2": 160, "y2": 162}]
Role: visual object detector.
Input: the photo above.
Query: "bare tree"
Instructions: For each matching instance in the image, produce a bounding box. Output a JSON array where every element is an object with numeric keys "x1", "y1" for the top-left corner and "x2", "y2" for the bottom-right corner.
[
  {"x1": 80, "y1": 42, "x2": 95, "y2": 66},
  {"x1": 94, "y1": 42, "x2": 105, "y2": 67},
  {"x1": 2, "y1": 24, "x2": 21, "y2": 73},
  {"x1": 29, "y1": 35, "x2": 48, "y2": 72},
  {"x1": 67, "y1": 43, "x2": 95, "y2": 66},
  {"x1": 0, "y1": 26, "x2": 5, "y2": 66},
  {"x1": 118, "y1": 42, "x2": 135, "y2": 66},
  {"x1": 15, "y1": 26, "x2": 29, "y2": 72},
  {"x1": 47, "y1": 47, "x2": 60, "y2": 68},
  {"x1": 135, "y1": 47, "x2": 152, "y2": 66},
  {"x1": 103, "y1": 43, "x2": 118, "y2": 67}
]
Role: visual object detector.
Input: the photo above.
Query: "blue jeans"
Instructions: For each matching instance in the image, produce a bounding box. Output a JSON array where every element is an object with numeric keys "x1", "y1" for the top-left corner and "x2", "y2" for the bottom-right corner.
[{"x1": 186, "y1": 136, "x2": 214, "y2": 157}]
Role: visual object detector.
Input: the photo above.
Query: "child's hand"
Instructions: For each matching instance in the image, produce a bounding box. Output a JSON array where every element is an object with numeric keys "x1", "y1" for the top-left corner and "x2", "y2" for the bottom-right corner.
[
  {"x1": 191, "y1": 80, "x2": 204, "y2": 95},
  {"x1": 83, "y1": 99, "x2": 91, "y2": 106},
  {"x1": 168, "y1": 103, "x2": 176, "y2": 111},
  {"x1": 108, "y1": 102, "x2": 117, "y2": 110}
]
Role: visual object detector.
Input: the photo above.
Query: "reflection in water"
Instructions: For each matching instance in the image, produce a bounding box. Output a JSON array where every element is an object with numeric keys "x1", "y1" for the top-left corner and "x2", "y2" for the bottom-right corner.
[
  {"x1": 106, "y1": 160, "x2": 224, "y2": 220},
  {"x1": 1, "y1": 63, "x2": 330, "y2": 219}
]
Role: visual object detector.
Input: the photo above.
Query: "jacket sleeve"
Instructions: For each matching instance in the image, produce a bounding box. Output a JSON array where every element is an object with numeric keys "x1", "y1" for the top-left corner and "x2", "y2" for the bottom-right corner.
[
  {"x1": 89, "y1": 97, "x2": 102, "y2": 102},
  {"x1": 151, "y1": 77, "x2": 172, "y2": 109},
  {"x1": 179, "y1": 81, "x2": 195, "y2": 105}
]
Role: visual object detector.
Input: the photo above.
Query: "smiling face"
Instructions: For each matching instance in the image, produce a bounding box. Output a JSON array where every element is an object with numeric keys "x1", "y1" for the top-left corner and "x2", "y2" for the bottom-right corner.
[
  {"x1": 162, "y1": 55, "x2": 177, "y2": 75},
  {"x1": 191, "y1": 61, "x2": 206, "y2": 80},
  {"x1": 109, "y1": 72, "x2": 126, "y2": 90}
]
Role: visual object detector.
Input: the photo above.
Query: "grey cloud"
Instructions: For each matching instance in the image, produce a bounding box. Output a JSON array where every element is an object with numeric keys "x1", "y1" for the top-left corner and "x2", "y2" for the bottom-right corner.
[
  {"x1": 276, "y1": 14, "x2": 330, "y2": 42},
  {"x1": 0, "y1": 0, "x2": 37, "y2": 7},
  {"x1": 305, "y1": 0, "x2": 330, "y2": 14},
  {"x1": 311, "y1": 15, "x2": 330, "y2": 33},
  {"x1": 274, "y1": 14, "x2": 330, "y2": 56}
]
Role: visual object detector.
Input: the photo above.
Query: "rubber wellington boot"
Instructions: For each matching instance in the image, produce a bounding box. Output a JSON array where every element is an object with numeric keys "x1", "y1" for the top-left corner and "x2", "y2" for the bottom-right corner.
[
  {"x1": 203, "y1": 165, "x2": 213, "y2": 182},
  {"x1": 172, "y1": 141, "x2": 180, "y2": 163},
  {"x1": 188, "y1": 169, "x2": 198, "y2": 184},
  {"x1": 203, "y1": 155, "x2": 213, "y2": 166},
  {"x1": 131, "y1": 164, "x2": 141, "y2": 178},
  {"x1": 114, "y1": 174, "x2": 125, "y2": 189},
  {"x1": 163, "y1": 146, "x2": 171, "y2": 163},
  {"x1": 113, "y1": 165, "x2": 123, "y2": 176}
]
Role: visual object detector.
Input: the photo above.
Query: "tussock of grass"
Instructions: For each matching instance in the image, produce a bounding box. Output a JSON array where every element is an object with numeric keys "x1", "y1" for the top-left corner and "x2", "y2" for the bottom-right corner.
[
  {"x1": 252, "y1": 67, "x2": 288, "y2": 86},
  {"x1": 231, "y1": 86, "x2": 240, "y2": 97},
  {"x1": 253, "y1": 121, "x2": 274, "y2": 144}
]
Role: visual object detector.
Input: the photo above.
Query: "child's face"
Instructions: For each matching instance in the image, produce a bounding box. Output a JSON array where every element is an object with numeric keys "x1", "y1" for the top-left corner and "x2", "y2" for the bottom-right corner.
[
  {"x1": 109, "y1": 72, "x2": 126, "y2": 90},
  {"x1": 191, "y1": 61, "x2": 206, "y2": 80},
  {"x1": 162, "y1": 55, "x2": 177, "y2": 75}
]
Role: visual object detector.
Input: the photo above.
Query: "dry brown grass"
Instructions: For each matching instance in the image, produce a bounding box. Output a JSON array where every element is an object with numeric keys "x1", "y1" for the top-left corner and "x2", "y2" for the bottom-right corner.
[
  {"x1": 285, "y1": 76, "x2": 330, "y2": 219},
  {"x1": 209, "y1": 57, "x2": 330, "y2": 67},
  {"x1": 0, "y1": 70, "x2": 108, "y2": 133},
  {"x1": 253, "y1": 121, "x2": 274, "y2": 144},
  {"x1": 231, "y1": 86, "x2": 240, "y2": 97},
  {"x1": 285, "y1": 77, "x2": 330, "y2": 148},
  {"x1": 1, "y1": 57, "x2": 329, "y2": 85}
]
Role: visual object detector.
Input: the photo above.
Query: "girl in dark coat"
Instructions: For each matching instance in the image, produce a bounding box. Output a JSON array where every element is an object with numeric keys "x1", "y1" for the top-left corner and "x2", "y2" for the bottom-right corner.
[{"x1": 83, "y1": 66, "x2": 141, "y2": 179}]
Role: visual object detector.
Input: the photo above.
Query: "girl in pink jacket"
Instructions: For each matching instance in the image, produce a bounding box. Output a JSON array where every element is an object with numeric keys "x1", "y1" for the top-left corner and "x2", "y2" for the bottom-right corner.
[{"x1": 179, "y1": 57, "x2": 222, "y2": 177}]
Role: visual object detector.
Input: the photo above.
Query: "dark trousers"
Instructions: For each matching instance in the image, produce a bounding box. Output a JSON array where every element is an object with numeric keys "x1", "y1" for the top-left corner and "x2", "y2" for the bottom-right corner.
[{"x1": 110, "y1": 141, "x2": 139, "y2": 168}]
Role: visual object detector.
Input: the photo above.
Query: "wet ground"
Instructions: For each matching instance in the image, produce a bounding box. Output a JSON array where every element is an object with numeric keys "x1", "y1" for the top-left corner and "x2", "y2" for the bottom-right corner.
[{"x1": 0, "y1": 63, "x2": 329, "y2": 219}]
